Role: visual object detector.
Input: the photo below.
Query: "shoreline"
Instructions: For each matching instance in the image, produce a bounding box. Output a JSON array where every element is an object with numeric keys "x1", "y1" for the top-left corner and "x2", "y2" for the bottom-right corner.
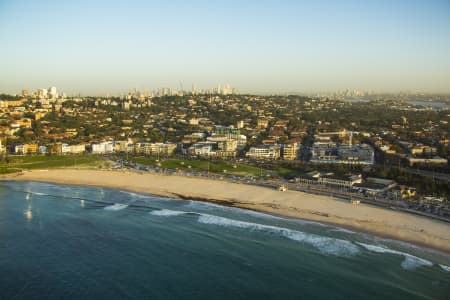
[{"x1": 2, "y1": 168, "x2": 450, "y2": 254}]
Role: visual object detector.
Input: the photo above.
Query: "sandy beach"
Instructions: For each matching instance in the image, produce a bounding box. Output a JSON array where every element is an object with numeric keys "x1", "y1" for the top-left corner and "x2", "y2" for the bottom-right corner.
[{"x1": 3, "y1": 169, "x2": 450, "y2": 253}]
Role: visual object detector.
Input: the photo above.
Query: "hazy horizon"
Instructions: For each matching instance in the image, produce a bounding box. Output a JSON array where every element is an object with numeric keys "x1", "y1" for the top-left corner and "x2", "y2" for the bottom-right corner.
[{"x1": 1, "y1": 0, "x2": 450, "y2": 95}]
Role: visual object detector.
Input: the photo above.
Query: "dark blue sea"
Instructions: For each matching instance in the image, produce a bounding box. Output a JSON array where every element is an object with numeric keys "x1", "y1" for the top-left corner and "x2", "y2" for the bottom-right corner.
[{"x1": 0, "y1": 181, "x2": 449, "y2": 299}]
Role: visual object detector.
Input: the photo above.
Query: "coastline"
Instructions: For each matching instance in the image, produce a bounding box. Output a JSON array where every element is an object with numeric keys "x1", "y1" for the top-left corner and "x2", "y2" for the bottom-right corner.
[{"x1": 2, "y1": 168, "x2": 450, "y2": 254}]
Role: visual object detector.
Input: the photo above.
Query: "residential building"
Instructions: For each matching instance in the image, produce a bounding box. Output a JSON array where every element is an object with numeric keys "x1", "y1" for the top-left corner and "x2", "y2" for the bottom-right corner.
[
  {"x1": 114, "y1": 140, "x2": 134, "y2": 153},
  {"x1": 188, "y1": 142, "x2": 217, "y2": 157},
  {"x1": 62, "y1": 143, "x2": 71, "y2": 154},
  {"x1": 282, "y1": 143, "x2": 299, "y2": 160},
  {"x1": 134, "y1": 142, "x2": 177, "y2": 156},
  {"x1": 91, "y1": 142, "x2": 114, "y2": 154},
  {"x1": 257, "y1": 119, "x2": 269, "y2": 129},
  {"x1": 189, "y1": 118, "x2": 199, "y2": 125},
  {"x1": 14, "y1": 143, "x2": 39, "y2": 154},
  {"x1": 310, "y1": 143, "x2": 374, "y2": 165},
  {"x1": 246, "y1": 145, "x2": 281, "y2": 160},
  {"x1": 407, "y1": 157, "x2": 447, "y2": 166},
  {"x1": 69, "y1": 144, "x2": 87, "y2": 154}
]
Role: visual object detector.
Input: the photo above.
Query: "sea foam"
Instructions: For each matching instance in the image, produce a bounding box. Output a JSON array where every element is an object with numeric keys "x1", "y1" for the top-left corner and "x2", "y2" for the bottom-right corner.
[
  {"x1": 120, "y1": 191, "x2": 153, "y2": 199},
  {"x1": 197, "y1": 214, "x2": 359, "y2": 257},
  {"x1": 439, "y1": 264, "x2": 450, "y2": 272},
  {"x1": 356, "y1": 242, "x2": 433, "y2": 270},
  {"x1": 30, "y1": 192, "x2": 48, "y2": 196},
  {"x1": 185, "y1": 201, "x2": 322, "y2": 225},
  {"x1": 151, "y1": 209, "x2": 188, "y2": 216},
  {"x1": 149, "y1": 209, "x2": 359, "y2": 256},
  {"x1": 104, "y1": 203, "x2": 129, "y2": 211},
  {"x1": 328, "y1": 228, "x2": 356, "y2": 234}
]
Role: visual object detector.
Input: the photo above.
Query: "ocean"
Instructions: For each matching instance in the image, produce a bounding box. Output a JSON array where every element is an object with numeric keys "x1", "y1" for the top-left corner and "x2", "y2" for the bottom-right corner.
[{"x1": 0, "y1": 181, "x2": 449, "y2": 299}]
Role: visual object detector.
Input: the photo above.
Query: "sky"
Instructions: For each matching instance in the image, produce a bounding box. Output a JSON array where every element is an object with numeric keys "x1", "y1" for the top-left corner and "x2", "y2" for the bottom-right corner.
[{"x1": 1, "y1": 0, "x2": 450, "y2": 95}]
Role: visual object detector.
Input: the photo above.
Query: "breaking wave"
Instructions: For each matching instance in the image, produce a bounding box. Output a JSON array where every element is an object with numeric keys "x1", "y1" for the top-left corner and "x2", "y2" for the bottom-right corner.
[
  {"x1": 356, "y1": 242, "x2": 433, "y2": 270},
  {"x1": 328, "y1": 228, "x2": 356, "y2": 234},
  {"x1": 197, "y1": 214, "x2": 360, "y2": 257},
  {"x1": 104, "y1": 203, "x2": 129, "y2": 211},
  {"x1": 29, "y1": 191, "x2": 48, "y2": 196},
  {"x1": 149, "y1": 209, "x2": 359, "y2": 257},
  {"x1": 55, "y1": 197, "x2": 450, "y2": 273},
  {"x1": 439, "y1": 264, "x2": 450, "y2": 272},
  {"x1": 120, "y1": 191, "x2": 153, "y2": 199},
  {"x1": 185, "y1": 201, "x2": 324, "y2": 225},
  {"x1": 151, "y1": 209, "x2": 188, "y2": 216}
]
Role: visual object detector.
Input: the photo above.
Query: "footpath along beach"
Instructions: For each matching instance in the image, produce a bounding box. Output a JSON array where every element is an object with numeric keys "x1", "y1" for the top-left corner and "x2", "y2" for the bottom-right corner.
[{"x1": 3, "y1": 169, "x2": 450, "y2": 253}]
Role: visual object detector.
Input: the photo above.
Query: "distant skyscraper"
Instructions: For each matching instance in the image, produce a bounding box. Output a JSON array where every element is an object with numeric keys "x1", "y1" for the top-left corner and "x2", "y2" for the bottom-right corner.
[
  {"x1": 122, "y1": 101, "x2": 130, "y2": 111},
  {"x1": 21, "y1": 89, "x2": 29, "y2": 97},
  {"x1": 37, "y1": 88, "x2": 48, "y2": 99},
  {"x1": 48, "y1": 86, "x2": 57, "y2": 99},
  {"x1": 222, "y1": 84, "x2": 232, "y2": 95}
]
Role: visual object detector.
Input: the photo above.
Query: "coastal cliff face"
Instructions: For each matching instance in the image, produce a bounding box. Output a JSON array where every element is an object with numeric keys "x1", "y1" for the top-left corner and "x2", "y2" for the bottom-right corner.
[{"x1": 3, "y1": 169, "x2": 450, "y2": 254}]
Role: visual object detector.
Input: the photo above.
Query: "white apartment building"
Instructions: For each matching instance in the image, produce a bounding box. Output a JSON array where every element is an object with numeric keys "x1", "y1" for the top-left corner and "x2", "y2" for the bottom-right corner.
[
  {"x1": 246, "y1": 145, "x2": 281, "y2": 160},
  {"x1": 91, "y1": 142, "x2": 114, "y2": 154}
]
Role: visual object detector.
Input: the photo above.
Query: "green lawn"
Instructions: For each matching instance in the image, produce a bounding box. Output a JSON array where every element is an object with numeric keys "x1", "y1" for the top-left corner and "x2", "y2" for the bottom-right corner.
[
  {"x1": 131, "y1": 157, "x2": 263, "y2": 177},
  {"x1": 0, "y1": 155, "x2": 104, "y2": 173},
  {"x1": 0, "y1": 153, "x2": 305, "y2": 179},
  {"x1": 274, "y1": 167, "x2": 304, "y2": 178}
]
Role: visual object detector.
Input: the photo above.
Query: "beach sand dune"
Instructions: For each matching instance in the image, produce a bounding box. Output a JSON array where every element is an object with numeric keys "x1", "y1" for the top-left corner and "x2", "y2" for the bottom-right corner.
[{"x1": 4, "y1": 169, "x2": 450, "y2": 253}]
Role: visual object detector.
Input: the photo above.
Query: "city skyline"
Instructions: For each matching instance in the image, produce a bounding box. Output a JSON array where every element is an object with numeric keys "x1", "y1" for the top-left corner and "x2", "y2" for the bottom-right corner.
[
  {"x1": 1, "y1": 0, "x2": 450, "y2": 95},
  {"x1": 13, "y1": 84, "x2": 450, "y2": 99}
]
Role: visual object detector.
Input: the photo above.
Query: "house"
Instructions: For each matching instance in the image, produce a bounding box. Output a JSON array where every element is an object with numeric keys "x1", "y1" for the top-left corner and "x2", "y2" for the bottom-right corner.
[
  {"x1": 189, "y1": 118, "x2": 199, "y2": 125},
  {"x1": 257, "y1": 119, "x2": 269, "y2": 129},
  {"x1": 11, "y1": 118, "x2": 32, "y2": 128}
]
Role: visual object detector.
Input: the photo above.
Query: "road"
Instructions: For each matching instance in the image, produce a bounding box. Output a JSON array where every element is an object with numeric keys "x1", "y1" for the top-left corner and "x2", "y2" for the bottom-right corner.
[{"x1": 400, "y1": 167, "x2": 450, "y2": 182}]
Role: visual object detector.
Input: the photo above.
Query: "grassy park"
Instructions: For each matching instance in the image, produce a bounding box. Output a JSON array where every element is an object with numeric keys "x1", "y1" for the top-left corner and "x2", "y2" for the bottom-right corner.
[
  {"x1": 0, "y1": 155, "x2": 105, "y2": 174},
  {"x1": 0, "y1": 154, "x2": 305, "y2": 179},
  {"x1": 130, "y1": 157, "x2": 266, "y2": 177}
]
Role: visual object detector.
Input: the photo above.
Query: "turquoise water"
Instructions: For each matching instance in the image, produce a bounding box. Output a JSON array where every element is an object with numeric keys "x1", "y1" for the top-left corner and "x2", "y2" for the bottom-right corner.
[
  {"x1": 406, "y1": 100, "x2": 450, "y2": 109},
  {"x1": 0, "y1": 181, "x2": 449, "y2": 299}
]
